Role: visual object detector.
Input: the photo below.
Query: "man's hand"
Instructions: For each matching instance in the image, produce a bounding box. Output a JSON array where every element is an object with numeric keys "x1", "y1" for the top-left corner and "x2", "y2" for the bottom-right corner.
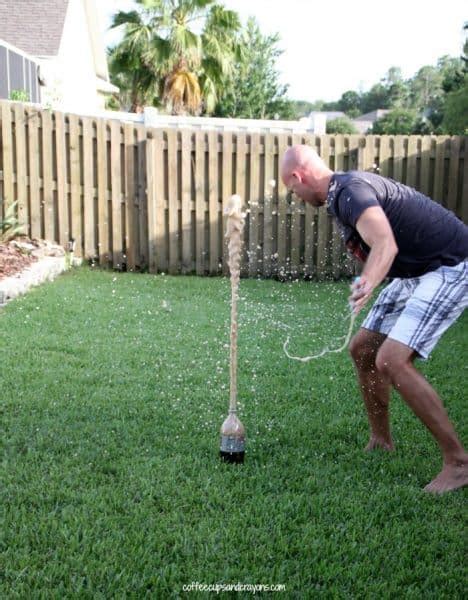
[{"x1": 349, "y1": 276, "x2": 374, "y2": 314}]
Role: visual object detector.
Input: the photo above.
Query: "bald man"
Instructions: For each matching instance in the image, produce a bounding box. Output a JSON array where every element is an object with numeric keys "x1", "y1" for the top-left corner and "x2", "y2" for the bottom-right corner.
[{"x1": 280, "y1": 144, "x2": 468, "y2": 494}]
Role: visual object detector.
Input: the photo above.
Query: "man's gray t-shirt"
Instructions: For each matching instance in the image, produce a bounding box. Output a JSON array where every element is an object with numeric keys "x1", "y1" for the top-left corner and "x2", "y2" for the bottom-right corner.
[{"x1": 326, "y1": 171, "x2": 468, "y2": 279}]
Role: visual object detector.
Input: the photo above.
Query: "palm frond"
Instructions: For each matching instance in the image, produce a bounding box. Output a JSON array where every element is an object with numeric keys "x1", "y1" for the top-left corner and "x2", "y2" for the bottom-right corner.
[
  {"x1": 143, "y1": 35, "x2": 173, "y2": 75},
  {"x1": 204, "y1": 6, "x2": 240, "y2": 34},
  {"x1": 164, "y1": 69, "x2": 202, "y2": 114},
  {"x1": 110, "y1": 10, "x2": 142, "y2": 29},
  {"x1": 199, "y1": 75, "x2": 217, "y2": 114},
  {"x1": 170, "y1": 24, "x2": 201, "y2": 59},
  {"x1": 185, "y1": 0, "x2": 217, "y2": 11},
  {"x1": 139, "y1": 0, "x2": 166, "y2": 9}
]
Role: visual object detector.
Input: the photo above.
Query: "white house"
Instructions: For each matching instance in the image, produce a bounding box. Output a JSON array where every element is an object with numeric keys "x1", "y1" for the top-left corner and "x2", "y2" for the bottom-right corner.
[
  {"x1": 353, "y1": 109, "x2": 391, "y2": 134},
  {"x1": 0, "y1": 0, "x2": 118, "y2": 112}
]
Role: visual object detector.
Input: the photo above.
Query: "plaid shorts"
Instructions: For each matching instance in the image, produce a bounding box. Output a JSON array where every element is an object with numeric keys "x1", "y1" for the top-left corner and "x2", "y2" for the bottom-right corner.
[{"x1": 362, "y1": 260, "x2": 468, "y2": 359}]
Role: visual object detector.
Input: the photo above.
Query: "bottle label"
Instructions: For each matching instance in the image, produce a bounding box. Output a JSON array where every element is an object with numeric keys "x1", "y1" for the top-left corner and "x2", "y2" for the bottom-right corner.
[{"x1": 220, "y1": 435, "x2": 245, "y2": 453}]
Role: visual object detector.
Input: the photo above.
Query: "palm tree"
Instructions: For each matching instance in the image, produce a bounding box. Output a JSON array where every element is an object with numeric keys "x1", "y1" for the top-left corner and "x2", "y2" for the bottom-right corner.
[
  {"x1": 110, "y1": 0, "x2": 241, "y2": 115},
  {"x1": 108, "y1": 43, "x2": 159, "y2": 113}
]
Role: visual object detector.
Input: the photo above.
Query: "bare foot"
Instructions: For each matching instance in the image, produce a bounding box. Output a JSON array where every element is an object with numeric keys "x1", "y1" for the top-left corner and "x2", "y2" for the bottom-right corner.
[
  {"x1": 424, "y1": 461, "x2": 468, "y2": 494},
  {"x1": 365, "y1": 436, "x2": 395, "y2": 452}
]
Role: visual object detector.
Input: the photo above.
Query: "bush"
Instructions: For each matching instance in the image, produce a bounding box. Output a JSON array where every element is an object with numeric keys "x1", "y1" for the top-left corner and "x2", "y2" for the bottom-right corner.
[
  {"x1": 0, "y1": 201, "x2": 23, "y2": 242},
  {"x1": 371, "y1": 108, "x2": 418, "y2": 134},
  {"x1": 9, "y1": 89, "x2": 30, "y2": 102},
  {"x1": 326, "y1": 116, "x2": 357, "y2": 134}
]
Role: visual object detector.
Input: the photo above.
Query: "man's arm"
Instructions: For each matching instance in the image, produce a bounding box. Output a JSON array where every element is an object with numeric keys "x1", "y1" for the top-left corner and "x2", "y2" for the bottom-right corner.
[{"x1": 350, "y1": 206, "x2": 398, "y2": 313}]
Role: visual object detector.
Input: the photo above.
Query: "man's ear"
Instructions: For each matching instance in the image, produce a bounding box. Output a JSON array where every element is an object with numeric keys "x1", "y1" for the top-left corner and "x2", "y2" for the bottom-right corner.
[{"x1": 290, "y1": 171, "x2": 302, "y2": 184}]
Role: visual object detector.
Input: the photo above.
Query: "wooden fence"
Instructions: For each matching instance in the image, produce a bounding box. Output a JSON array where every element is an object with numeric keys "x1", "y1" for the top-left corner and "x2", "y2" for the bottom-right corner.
[{"x1": 0, "y1": 100, "x2": 467, "y2": 279}]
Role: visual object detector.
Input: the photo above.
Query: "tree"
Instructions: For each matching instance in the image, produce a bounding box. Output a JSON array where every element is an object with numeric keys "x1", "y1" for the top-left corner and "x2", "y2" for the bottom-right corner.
[
  {"x1": 382, "y1": 66, "x2": 404, "y2": 87},
  {"x1": 387, "y1": 80, "x2": 410, "y2": 109},
  {"x1": 214, "y1": 17, "x2": 293, "y2": 119},
  {"x1": 326, "y1": 116, "x2": 357, "y2": 134},
  {"x1": 441, "y1": 76, "x2": 468, "y2": 134},
  {"x1": 462, "y1": 22, "x2": 468, "y2": 70},
  {"x1": 290, "y1": 100, "x2": 316, "y2": 118},
  {"x1": 337, "y1": 90, "x2": 361, "y2": 116},
  {"x1": 409, "y1": 65, "x2": 443, "y2": 112},
  {"x1": 360, "y1": 83, "x2": 391, "y2": 113},
  {"x1": 109, "y1": 0, "x2": 241, "y2": 114},
  {"x1": 372, "y1": 108, "x2": 418, "y2": 134},
  {"x1": 108, "y1": 40, "x2": 160, "y2": 112},
  {"x1": 438, "y1": 55, "x2": 465, "y2": 93}
]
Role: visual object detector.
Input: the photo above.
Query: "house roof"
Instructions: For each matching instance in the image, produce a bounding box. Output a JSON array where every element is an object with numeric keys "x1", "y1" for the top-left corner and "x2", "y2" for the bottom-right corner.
[
  {"x1": 354, "y1": 109, "x2": 390, "y2": 122},
  {"x1": 309, "y1": 111, "x2": 346, "y2": 120},
  {"x1": 0, "y1": 0, "x2": 70, "y2": 57}
]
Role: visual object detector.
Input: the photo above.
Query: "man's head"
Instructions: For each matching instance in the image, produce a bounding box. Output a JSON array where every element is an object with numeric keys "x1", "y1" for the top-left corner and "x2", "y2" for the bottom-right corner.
[{"x1": 280, "y1": 144, "x2": 333, "y2": 207}]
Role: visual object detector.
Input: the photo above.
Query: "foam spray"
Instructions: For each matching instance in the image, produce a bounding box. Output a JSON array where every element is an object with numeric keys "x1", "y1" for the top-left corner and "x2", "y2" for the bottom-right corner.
[{"x1": 220, "y1": 195, "x2": 246, "y2": 464}]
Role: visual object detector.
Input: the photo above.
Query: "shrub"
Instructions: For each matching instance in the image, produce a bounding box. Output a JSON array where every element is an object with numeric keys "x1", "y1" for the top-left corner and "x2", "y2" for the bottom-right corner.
[
  {"x1": 326, "y1": 116, "x2": 357, "y2": 134},
  {"x1": 0, "y1": 201, "x2": 24, "y2": 242},
  {"x1": 9, "y1": 89, "x2": 30, "y2": 102}
]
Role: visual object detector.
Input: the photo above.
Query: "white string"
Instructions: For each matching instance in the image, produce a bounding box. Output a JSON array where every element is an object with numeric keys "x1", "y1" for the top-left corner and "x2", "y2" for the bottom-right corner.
[{"x1": 283, "y1": 310, "x2": 357, "y2": 362}]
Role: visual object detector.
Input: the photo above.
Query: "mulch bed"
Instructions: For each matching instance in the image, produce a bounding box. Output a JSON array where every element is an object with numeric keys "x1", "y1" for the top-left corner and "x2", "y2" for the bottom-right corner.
[{"x1": 0, "y1": 237, "x2": 65, "y2": 281}]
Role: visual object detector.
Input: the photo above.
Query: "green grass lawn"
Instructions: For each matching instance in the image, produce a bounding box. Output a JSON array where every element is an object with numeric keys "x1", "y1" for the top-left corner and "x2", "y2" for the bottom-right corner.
[{"x1": 0, "y1": 268, "x2": 466, "y2": 598}]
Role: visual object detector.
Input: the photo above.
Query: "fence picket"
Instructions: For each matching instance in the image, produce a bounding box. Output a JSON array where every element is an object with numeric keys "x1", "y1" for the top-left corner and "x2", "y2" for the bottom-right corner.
[
  {"x1": 393, "y1": 135, "x2": 404, "y2": 182},
  {"x1": 433, "y1": 136, "x2": 448, "y2": 204},
  {"x1": 97, "y1": 119, "x2": 109, "y2": 265},
  {"x1": 42, "y1": 110, "x2": 54, "y2": 241},
  {"x1": 406, "y1": 136, "x2": 418, "y2": 188},
  {"x1": 263, "y1": 133, "x2": 274, "y2": 277},
  {"x1": 124, "y1": 123, "x2": 136, "y2": 270},
  {"x1": 1, "y1": 103, "x2": 13, "y2": 213},
  {"x1": 276, "y1": 134, "x2": 289, "y2": 276},
  {"x1": 222, "y1": 131, "x2": 233, "y2": 275},
  {"x1": 110, "y1": 121, "x2": 123, "y2": 268},
  {"x1": 82, "y1": 117, "x2": 95, "y2": 258},
  {"x1": 359, "y1": 134, "x2": 375, "y2": 171},
  {"x1": 181, "y1": 129, "x2": 192, "y2": 273},
  {"x1": 235, "y1": 132, "x2": 248, "y2": 276},
  {"x1": 69, "y1": 114, "x2": 82, "y2": 257},
  {"x1": 420, "y1": 136, "x2": 432, "y2": 197},
  {"x1": 146, "y1": 130, "x2": 157, "y2": 273},
  {"x1": 13, "y1": 104, "x2": 28, "y2": 235},
  {"x1": 332, "y1": 135, "x2": 344, "y2": 278},
  {"x1": 154, "y1": 128, "x2": 166, "y2": 272},
  {"x1": 27, "y1": 110, "x2": 41, "y2": 239},
  {"x1": 55, "y1": 111, "x2": 69, "y2": 247},
  {"x1": 194, "y1": 131, "x2": 205, "y2": 274},
  {"x1": 136, "y1": 125, "x2": 147, "y2": 268},
  {"x1": 249, "y1": 132, "x2": 260, "y2": 276},
  {"x1": 378, "y1": 135, "x2": 391, "y2": 177},
  {"x1": 290, "y1": 133, "x2": 302, "y2": 276},
  {"x1": 167, "y1": 129, "x2": 179, "y2": 274},
  {"x1": 446, "y1": 136, "x2": 460, "y2": 214},
  {"x1": 316, "y1": 136, "x2": 330, "y2": 279},
  {"x1": 208, "y1": 130, "x2": 219, "y2": 274}
]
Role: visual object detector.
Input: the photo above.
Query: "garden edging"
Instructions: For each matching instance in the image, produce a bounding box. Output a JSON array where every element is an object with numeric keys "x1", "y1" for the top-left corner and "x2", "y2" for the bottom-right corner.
[{"x1": 0, "y1": 256, "x2": 69, "y2": 307}]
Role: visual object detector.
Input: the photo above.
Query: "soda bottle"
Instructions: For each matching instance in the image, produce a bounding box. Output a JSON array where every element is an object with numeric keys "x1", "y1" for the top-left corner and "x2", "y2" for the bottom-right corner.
[{"x1": 220, "y1": 411, "x2": 245, "y2": 464}]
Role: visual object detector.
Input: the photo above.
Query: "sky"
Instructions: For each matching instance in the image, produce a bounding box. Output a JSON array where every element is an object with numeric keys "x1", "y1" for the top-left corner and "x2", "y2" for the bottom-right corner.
[{"x1": 98, "y1": 0, "x2": 467, "y2": 102}]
